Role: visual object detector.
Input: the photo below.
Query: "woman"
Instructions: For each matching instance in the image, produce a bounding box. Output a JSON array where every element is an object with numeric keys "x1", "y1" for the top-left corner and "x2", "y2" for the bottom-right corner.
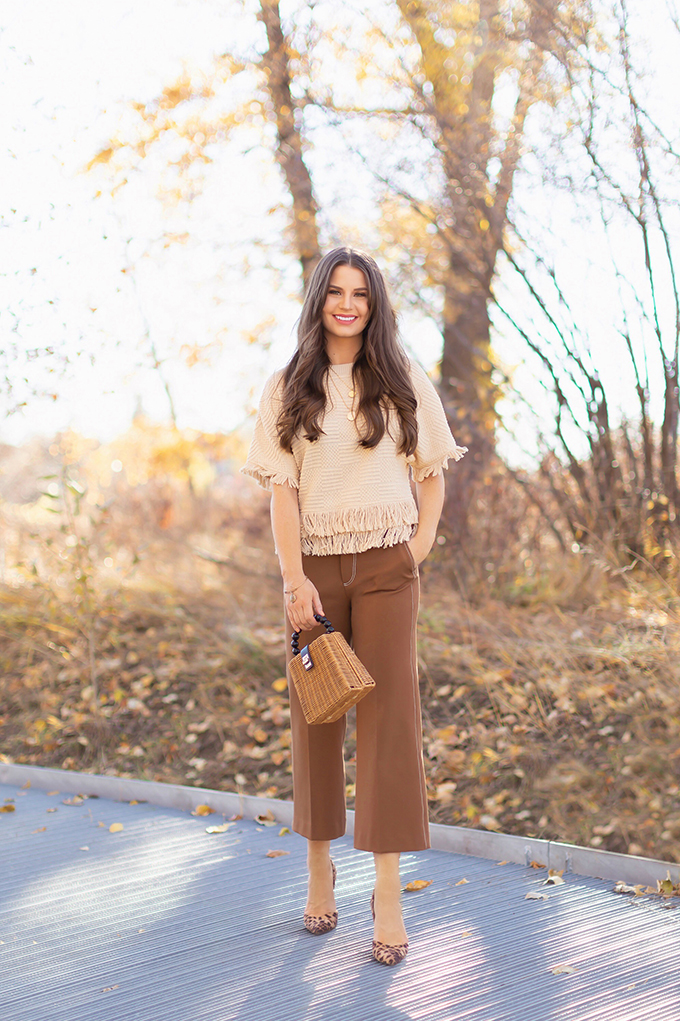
[{"x1": 242, "y1": 247, "x2": 466, "y2": 964}]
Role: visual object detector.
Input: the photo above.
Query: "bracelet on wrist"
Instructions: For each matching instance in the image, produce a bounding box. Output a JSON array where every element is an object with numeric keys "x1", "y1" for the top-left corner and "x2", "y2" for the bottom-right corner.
[{"x1": 284, "y1": 577, "x2": 308, "y2": 603}]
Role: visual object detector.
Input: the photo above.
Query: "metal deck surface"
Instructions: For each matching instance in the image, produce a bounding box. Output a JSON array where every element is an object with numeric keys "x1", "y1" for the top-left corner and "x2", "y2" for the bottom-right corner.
[{"x1": 1, "y1": 779, "x2": 679, "y2": 1021}]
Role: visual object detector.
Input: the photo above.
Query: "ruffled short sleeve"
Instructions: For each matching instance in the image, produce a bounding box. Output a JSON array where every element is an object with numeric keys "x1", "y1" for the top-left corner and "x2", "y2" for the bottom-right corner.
[
  {"x1": 241, "y1": 371, "x2": 300, "y2": 490},
  {"x1": 407, "y1": 360, "x2": 468, "y2": 482}
]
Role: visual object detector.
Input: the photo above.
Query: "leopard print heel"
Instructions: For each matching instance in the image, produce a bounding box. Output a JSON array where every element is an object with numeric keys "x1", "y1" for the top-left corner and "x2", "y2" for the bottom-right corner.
[
  {"x1": 303, "y1": 859, "x2": 337, "y2": 935},
  {"x1": 370, "y1": 891, "x2": 409, "y2": 965}
]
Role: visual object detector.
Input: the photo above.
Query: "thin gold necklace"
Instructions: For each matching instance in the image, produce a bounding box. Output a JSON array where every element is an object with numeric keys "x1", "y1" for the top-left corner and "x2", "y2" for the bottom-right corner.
[{"x1": 330, "y1": 368, "x2": 357, "y2": 422}]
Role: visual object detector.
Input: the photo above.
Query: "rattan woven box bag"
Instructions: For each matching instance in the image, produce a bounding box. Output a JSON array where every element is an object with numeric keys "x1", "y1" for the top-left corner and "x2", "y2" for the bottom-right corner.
[{"x1": 288, "y1": 614, "x2": 376, "y2": 725}]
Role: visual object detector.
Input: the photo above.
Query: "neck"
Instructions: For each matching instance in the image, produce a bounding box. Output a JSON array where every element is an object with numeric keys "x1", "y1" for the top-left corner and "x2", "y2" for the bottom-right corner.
[{"x1": 325, "y1": 335, "x2": 363, "y2": 366}]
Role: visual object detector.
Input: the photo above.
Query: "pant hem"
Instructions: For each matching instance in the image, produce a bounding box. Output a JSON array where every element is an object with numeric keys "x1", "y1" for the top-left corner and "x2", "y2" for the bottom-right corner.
[
  {"x1": 353, "y1": 841, "x2": 431, "y2": 853},
  {"x1": 293, "y1": 824, "x2": 347, "y2": 842}
]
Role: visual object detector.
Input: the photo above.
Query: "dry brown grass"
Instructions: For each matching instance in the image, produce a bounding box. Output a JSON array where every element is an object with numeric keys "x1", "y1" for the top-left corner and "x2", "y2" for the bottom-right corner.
[
  {"x1": 1, "y1": 430, "x2": 679, "y2": 864},
  {"x1": 418, "y1": 573, "x2": 680, "y2": 860}
]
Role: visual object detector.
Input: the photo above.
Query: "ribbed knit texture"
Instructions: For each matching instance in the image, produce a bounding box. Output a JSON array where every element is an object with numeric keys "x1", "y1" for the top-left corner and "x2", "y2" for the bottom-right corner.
[{"x1": 241, "y1": 358, "x2": 467, "y2": 555}]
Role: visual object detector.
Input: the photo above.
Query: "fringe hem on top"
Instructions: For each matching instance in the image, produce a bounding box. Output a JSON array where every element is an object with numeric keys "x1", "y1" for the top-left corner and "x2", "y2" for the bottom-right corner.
[
  {"x1": 300, "y1": 500, "x2": 417, "y2": 538},
  {"x1": 240, "y1": 465, "x2": 300, "y2": 491},
  {"x1": 300, "y1": 524, "x2": 415, "y2": 556},
  {"x1": 411, "y1": 445, "x2": 468, "y2": 482}
]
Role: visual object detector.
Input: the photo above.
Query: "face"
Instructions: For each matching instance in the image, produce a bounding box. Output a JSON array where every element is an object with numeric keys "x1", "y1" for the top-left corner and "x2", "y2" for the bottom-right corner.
[{"x1": 321, "y1": 264, "x2": 370, "y2": 343}]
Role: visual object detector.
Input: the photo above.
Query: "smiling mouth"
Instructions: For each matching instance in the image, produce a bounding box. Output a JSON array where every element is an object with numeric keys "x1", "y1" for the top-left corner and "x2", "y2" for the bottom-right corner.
[{"x1": 333, "y1": 315, "x2": 358, "y2": 323}]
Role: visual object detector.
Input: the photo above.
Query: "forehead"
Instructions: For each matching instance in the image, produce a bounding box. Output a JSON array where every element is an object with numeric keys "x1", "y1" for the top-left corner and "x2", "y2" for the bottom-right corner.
[{"x1": 328, "y1": 264, "x2": 368, "y2": 291}]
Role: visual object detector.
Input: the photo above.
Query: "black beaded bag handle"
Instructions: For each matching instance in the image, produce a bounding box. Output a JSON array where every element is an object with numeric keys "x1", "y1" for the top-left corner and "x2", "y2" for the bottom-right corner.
[{"x1": 291, "y1": 614, "x2": 335, "y2": 656}]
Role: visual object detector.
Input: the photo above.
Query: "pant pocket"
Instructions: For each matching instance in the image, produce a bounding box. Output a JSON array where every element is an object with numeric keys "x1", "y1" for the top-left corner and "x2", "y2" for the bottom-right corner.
[{"x1": 402, "y1": 541, "x2": 418, "y2": 575}]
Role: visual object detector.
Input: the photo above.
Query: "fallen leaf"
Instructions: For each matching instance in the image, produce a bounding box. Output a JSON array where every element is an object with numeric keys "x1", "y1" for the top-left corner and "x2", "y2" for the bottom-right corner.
[
  {"x1": 0, "y1": 805, "x2": 16, "y2": 814},
  {"x1": 526, "y1": 891, "x2": 549, "y2": 901},
  {"x1": 32, "y1": 827, "x2": 47, "y2": 833},
  {"x1": 46, "y1": 808, "x2": 58, "y2": 814},
  {"x1": 229, "y1": 813, "x2": 243, "y2": 821},
  {"x1": 279, "y1": 826, "x2": 291, "y2": 836},
  {"x1": 255, "y1": 810, "x2": 277, "y2": 827},
  {"x1": 434, "y1": 781, "x2": 458, "y2": 804},
  {"x1": 551, "y1": 964, "x2": 577, "y2": 975},
  {"x1": 21, "y1": 781, "x2": 31, "y2": 789},
  {"x1": 455, "y1": 878, "x2": 469, "y2": 886},
  {"x1": 192, "y1": 804, "x2": 215, "y2": 817},
  {"x1": 460, "y1": 930, "x2": 472, "y2": 938},
  {"x1": 544, "y1": 870, "x2": 566, "y2": 886},
  {"x1": 266, "y1": 849, "x2": 290, "y2": 858},
  {"x1": 529, "y1": 861, "x2": 546, "y2": 869},
  {"x1": 101, "y1": 985, "x2": 119, "y2": 993},
  {"x1": 205, "y1": 823, "x2": 233, "y2": 834},
  {"x1": 109, "y1": 823, "x2": 124, "y2": 833},
  {"x1": 79, "y1": 846, "x2": 89, "y2": 851},
  {"x1": 403, "y1": 879, "x2": 433, "y2": 892},
  {"x1": 659, "y1": 871, "x2": 680, "y2": 897},
  {"x1": 129, "y1": 800, "x2": 138, "y2": 805},
  {"x1": 496, "y1": 860, "x2": 509, "y2": 866},
  {"x1": 62, "y1": 796, "x2": 84, "y2": 806},
  {"x1": 46, "y1": 791, "x2": 60, "y2": 796},
  {"x1": 272, "y1": 677, "x2": 288, "y2": 692},
  {"x1": 613, "y1": 881, "x2": 637, "y2": 895}
]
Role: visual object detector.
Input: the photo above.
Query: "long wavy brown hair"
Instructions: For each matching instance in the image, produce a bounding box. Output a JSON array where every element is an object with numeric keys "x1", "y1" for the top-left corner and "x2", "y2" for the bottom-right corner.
[{"x1": 276, "y1": 248, "x2": 418, "y2": 455}]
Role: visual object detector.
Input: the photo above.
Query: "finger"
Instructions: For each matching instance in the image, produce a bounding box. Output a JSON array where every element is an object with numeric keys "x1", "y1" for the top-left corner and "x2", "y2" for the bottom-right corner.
[
  {"x1": 301, "y1": 605, "x2": 318, "y2": 630},
  {"x1": 288, "y1": 599, "x2": 310, "y2": 632},
  {"x1": 292, "y1": 609, "x2": 311, "y2": 633}
]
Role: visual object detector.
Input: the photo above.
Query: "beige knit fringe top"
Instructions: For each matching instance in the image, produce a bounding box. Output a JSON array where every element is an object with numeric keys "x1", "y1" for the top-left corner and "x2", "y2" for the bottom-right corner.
[{"x1": 242, "y1": 358, "x2": 467, "y2": 555}]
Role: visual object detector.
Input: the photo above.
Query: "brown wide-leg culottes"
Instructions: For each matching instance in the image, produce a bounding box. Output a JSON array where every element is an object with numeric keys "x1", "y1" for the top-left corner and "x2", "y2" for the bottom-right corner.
[{"x1": 284, "y1": 541, "x2": 430, "y2": 853}]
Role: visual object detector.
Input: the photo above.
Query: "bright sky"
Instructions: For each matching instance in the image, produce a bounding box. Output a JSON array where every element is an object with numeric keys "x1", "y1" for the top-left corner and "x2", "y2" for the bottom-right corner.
[
  {"x1": 2, "y1": 0, "x2": 289, "y2": 443},
  {"x1": 2, "y1": 0, "x2": 678, "y2": 463}
]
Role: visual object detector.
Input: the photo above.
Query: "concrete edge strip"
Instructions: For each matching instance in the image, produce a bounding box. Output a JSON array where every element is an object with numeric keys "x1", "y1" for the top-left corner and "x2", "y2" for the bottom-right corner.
[{"x1": 1, "y1": 762, "x2": 677, "y2": 886}]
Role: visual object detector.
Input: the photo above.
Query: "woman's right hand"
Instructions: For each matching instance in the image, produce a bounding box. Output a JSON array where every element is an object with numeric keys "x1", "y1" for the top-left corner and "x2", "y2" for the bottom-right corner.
[{"x1": 286, "y1": 577, "x2": 325, "y2": 633}]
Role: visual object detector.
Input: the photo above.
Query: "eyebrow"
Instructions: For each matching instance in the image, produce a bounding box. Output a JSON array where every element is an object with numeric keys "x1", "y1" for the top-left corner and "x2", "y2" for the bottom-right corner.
[{"x1": 328, "y1": 286, "x2": 368, "y2": 293}]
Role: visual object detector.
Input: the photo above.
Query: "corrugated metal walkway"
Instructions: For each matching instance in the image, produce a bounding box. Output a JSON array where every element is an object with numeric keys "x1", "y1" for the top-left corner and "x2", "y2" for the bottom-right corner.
[{"x1": 1, "y1": 778, "x2": 679, "y2": 1021}]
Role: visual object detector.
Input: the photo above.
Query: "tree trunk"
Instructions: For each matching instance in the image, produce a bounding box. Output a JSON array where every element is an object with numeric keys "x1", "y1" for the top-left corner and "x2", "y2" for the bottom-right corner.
[
  {"x1": 661, "y1": 360, "x2": 679, "y2": 518},
  {"x1": 439, "y1": 277, "x2": 495, "y2": 540},
  {"x1": 396, "y1": 1, "x2": 548, "y2": 542},
  {"x1": 257, "y1": 0, "x2": 321, "y2": 289}
]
